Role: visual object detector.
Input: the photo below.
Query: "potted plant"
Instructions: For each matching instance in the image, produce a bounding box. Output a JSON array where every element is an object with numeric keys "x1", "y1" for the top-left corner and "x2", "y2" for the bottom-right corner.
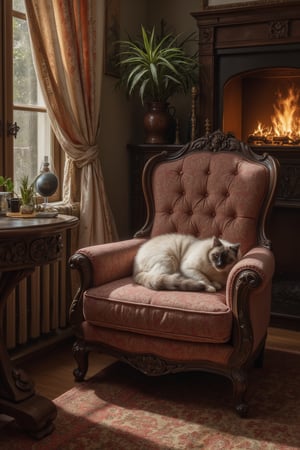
[
  {"x1": 0, "y1": 176, "x2": 21, "y2": 213},
  {"x1": 117, "y1": 23, "x2": 198, "y2": 144},
  {"x1": 0, "y1": 176, "x2": 14, "y2": 193},
  {"x1": 19, "y1": 175, "x2": 35, "y2": 214}
]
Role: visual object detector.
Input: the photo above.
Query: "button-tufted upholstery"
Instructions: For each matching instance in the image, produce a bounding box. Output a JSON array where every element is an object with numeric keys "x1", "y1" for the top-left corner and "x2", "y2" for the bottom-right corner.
[
  {"x1": 69, "y1": 130, "x2": 279, "y2": 417},
  {"x1": 150, "y1": 152, "x2": 268, "y2": 255}
]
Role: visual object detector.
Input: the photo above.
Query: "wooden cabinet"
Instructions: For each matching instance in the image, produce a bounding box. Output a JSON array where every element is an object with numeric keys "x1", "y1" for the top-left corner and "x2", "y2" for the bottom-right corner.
[
  {"x1": 254, "y1": 147, "x2": 300, "y2": 329},
  {"x1": 127, "y1": 144, "x2": 182, "y2": 234}
]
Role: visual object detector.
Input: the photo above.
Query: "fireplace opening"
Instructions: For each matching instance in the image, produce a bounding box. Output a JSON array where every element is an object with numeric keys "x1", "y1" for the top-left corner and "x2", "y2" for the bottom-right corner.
[{"x1": 223, "y1": 67, "x2": 300, "y2": 146}]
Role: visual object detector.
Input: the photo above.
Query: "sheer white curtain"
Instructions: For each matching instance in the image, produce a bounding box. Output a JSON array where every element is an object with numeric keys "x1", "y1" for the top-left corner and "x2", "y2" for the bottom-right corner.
[{"x1": 25, "y1": 0, "x2": 117, "y2": 247}]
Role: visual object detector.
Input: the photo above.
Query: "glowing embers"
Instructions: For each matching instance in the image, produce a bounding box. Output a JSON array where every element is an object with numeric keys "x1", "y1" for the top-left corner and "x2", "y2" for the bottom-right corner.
[{"x1": 248, "y1": 86, "x2": 300, "y2": 145}]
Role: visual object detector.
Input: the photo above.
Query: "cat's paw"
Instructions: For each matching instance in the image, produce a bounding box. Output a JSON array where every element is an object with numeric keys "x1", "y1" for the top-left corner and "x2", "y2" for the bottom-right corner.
[
  {"x1": 212, "y1": 281, "x2": 222, "y2": 290},
  {"x1": 205, "y1": 285, "x2": 217, "y2": 293}
]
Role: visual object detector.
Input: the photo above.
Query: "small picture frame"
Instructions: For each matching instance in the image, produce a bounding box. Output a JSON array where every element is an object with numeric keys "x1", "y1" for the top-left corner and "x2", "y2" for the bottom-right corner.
[
  {"x1": 201, "y1": 0, "x2": 288, "y2": 9},
  {"x1": 104, "y1": 0, "x2": 120, "y2": 77}
]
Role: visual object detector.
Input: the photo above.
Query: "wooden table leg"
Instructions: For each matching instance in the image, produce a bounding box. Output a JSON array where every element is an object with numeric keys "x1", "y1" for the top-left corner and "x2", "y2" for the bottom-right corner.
[{"x1": 0, "y1": 269, "x2": 57, "y2": 439}]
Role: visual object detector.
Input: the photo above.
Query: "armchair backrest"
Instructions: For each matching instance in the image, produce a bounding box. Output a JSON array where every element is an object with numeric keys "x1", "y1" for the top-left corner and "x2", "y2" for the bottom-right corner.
[{"x1": 137, "y1": 131, "x2": 279, "y2": 256}]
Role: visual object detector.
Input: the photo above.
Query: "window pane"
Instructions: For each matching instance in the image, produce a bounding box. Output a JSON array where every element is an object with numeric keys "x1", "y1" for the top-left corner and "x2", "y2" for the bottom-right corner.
[
  {"x1": 13, "y1": 110, "x2": 51, "y2": 192},
  {"x1": 13, "y1": 0, "x2": 26, "y2": 14},
  {"x1": 13, "y1": 16, "x2": 44, "y2": 106},
  {"x1": 11, "y1": 0, "x2": 58, "y2": 200}
]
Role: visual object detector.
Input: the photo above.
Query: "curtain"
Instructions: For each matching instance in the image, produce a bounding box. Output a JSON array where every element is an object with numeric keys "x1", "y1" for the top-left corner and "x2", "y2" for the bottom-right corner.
[{"x1": 25, "y1": 0, "x2": 118, "y2": 247}]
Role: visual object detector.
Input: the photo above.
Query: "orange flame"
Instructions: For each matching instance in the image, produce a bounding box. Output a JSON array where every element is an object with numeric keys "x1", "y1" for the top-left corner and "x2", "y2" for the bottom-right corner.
[{"x1": 251, "y1": 87, "x2": 300, "y2": 144}]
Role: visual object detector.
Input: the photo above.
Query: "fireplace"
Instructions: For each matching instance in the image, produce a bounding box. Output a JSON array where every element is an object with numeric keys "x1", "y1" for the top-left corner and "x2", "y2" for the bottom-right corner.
[
  {"x1": 223, "y1": 69, "x2": 300, "y2": 145},
  {"x1": 192, "y1": 1, "x2": 300, "y2": 328}
]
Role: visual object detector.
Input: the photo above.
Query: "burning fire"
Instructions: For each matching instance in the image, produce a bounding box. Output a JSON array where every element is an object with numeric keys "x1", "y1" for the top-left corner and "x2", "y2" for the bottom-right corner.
[{"x1": 248, "y1": 87, "x2": 300, "y2": 145}]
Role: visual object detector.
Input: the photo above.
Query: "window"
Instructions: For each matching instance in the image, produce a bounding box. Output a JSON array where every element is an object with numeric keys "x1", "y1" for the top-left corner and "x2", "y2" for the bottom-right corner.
[{"x1": 1, "y1": 0, "x2": 60, "y2": 198}]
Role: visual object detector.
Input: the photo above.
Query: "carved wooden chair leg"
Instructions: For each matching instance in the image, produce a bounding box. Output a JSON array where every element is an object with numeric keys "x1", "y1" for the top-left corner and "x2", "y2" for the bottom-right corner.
[
  {"x1": 72, "y1": 340, "x2": 89, "y2": 381},
  {"x1": 231, "y1": 368, "x2": 249, "y2": 417}
]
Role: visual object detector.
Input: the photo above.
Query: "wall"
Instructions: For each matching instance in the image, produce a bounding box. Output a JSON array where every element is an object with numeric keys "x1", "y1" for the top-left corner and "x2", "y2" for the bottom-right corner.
[
  {"x1": 100, "y1": 0, "x2": 199, "y2": 240},
  {"x1": 100, "y1": 0, "x2": 147, "y2": 240}
]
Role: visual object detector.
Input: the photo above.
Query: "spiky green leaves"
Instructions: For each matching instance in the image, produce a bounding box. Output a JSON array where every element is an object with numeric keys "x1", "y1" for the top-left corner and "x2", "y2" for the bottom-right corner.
[{"x1": 117, "y1": 25, "x2": 198, "y2": 104}]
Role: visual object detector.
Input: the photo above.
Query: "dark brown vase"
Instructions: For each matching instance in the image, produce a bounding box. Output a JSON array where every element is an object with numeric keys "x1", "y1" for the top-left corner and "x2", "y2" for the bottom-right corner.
[{"x1": 143, "y1": 102, "x2": 176, "y2": 144}]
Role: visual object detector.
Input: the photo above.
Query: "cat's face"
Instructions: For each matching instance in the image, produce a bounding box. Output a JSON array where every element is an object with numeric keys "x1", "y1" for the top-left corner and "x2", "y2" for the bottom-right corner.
[{"x1": 208, "y1": 236, "x2": 240, "y2": 271}]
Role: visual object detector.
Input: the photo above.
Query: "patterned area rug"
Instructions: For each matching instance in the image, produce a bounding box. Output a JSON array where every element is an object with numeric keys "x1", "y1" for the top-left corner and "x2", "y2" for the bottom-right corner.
[{"x1": 1, "y1": 349, "x2": 300, "y2": 449}]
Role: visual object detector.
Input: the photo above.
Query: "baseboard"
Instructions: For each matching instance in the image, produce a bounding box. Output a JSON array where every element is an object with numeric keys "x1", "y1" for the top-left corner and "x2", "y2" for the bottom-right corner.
[{"x1": 270, "y1": 313, "x2": 300, "y2": 331}]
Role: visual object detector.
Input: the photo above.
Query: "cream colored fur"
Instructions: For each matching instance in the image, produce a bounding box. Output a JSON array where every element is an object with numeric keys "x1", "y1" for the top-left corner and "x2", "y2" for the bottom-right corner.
[{"x1": 133, "y1": 234, "x2": 240, "y2": 292}]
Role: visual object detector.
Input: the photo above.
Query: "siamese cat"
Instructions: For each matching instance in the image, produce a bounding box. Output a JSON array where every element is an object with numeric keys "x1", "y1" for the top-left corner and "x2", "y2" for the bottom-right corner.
[{"x1": 133, "y1": 234, "x2": 240, "y2": 292}]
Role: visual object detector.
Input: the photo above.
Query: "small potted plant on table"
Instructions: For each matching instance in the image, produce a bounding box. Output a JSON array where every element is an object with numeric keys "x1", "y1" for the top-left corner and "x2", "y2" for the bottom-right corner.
[
  {"x1": 0, "y1": 176, "x2": 14, "y2": 193},
  {"x1": 0, "y1": 176, "x2": 20, "y2": 213},
  {"x1": 19, "y1": 175, "x2": 35, "y2": 214}
]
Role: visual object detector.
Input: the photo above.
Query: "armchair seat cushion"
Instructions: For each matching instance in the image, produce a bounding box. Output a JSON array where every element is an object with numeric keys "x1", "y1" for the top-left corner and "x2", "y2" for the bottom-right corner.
[{"x1": 83, "y1": 277, "x2": 232, "y2": 344}]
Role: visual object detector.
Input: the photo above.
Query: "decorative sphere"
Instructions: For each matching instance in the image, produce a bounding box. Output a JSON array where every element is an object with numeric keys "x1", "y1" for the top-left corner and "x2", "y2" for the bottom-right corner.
[{"x1": 35, "y1": 172, "x2": 58, "y2": 197}]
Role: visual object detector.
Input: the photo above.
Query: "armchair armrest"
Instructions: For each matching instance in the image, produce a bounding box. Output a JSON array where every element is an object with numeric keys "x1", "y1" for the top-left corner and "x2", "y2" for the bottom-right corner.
[
  {"x1": 226, "y1": 246, "x2": 275, "y2": 307},
  {"x1": 69, "y1": 238, "x2": 146, "y2": 328},
  {"x1": 71, "y1": 238, "x2": 146, "y2": 288},
  {"x1": 226, "y1": 246, "x2": 275, "y2": 359}
]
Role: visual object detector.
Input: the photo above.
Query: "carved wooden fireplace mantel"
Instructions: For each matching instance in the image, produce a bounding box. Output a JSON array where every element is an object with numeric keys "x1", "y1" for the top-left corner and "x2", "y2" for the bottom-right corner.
[
  {"x1": 191, "y1": 1, "x2": 300, "y2": 136},
  {"x1": 192, "y1": 1, "x2": 300, "y2": 328}
]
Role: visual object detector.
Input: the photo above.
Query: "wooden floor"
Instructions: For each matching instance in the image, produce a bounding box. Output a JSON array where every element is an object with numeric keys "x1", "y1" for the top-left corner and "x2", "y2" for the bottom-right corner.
[
  {"x1": 18, "y1": 341, "x2": 116, "y2": 400},
  {"x1": 16, "y1": 327, "x2": 300, "y2": 401}
]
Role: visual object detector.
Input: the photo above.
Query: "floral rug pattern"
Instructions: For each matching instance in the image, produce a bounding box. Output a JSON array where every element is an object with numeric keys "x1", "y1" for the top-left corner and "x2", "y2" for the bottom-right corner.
[{"x1": 0, "y1": 349, "x2": 300, "y2": 449}]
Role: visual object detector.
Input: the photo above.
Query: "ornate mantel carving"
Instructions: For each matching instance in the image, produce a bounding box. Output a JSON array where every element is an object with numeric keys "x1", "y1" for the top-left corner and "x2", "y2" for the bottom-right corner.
[
  {"x1": 269, "y1": 20, "x2": 289, "y2": 39},
  {"x1": 278, "y1": 165, "x2": 300, "y2": 203},
  {"x1": 198, "y1": 26, "x2": 213, "y2": 44},
  {"x1": 254, "y1": 147, "x2": 300, "y2": 207}
]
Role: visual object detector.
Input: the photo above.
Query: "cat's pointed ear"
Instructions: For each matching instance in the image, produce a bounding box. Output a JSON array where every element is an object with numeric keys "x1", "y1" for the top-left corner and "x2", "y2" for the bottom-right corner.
[
  {"x1": 230, "y1": 243, "x2": 240, "y2": 255},
  {"x1": 212, "y1": 236, "x2": 222, "y2": 247}
]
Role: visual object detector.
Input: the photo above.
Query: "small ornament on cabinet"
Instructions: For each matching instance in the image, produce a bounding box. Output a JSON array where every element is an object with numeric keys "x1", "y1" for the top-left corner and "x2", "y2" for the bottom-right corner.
[
  {"x1": 175, "y1": 118, "x2": 181, "y2": 145},
  {"x1": 191, "y1": 86, "x2": 199, "y2": 142}
]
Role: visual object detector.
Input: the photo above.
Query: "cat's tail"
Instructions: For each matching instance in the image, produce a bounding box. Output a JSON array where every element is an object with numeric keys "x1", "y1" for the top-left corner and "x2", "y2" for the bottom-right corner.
[{"x1": 134, "y1": 272, "x2": 206, "y2": 291}]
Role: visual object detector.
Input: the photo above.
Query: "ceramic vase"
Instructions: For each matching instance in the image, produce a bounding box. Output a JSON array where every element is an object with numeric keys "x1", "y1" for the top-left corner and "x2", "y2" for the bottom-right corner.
[{"x1": 143, "y1": 102, "x2": 176, "y2": 144}]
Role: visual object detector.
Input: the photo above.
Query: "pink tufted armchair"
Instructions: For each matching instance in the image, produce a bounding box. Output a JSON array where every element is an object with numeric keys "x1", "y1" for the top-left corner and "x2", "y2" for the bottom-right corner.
[{"x1": 69, "y1": 130, "x2": 279, "y2": 416}]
